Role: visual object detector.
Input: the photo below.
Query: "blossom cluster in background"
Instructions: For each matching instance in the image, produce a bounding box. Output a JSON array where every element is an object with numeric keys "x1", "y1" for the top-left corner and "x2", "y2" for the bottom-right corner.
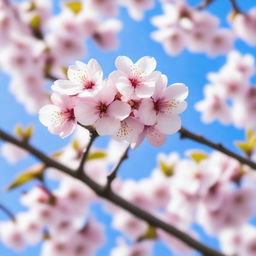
[
  {"x1": 1, "y1": 127, "x2": 256, "y2": 255},
  {"x1": 151, "y1": 2, "x2": 256, "y2": 56},
  {"x1": 196, "y1": 51, "x2": 256, "y2": 128}
]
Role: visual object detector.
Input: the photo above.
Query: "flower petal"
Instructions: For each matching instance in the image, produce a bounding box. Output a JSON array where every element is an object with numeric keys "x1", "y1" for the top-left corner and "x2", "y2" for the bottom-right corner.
[
  {"x1": 137, "y1": 99, "x2": 157, "y2": 125},
  {"x1": 155, "y1": 114, "x2": 181, "y2": 134},
  {"x1": 52, "y1": 80, "x2": 82, "y2": 95},
  {"x1": 115, "y1": 56, "x2": 133, "y2": 75},
  {"x1": 165, "y1": 83, "x2": 188, "y2": 101},
  {"x1": 136, "y1": 56, "x2": 157, "y2": 75},
  {"x1": 95, "y1": 116, "x2": 120, "y2": 136},
  {"x1": 108, "y1": 100, "x2": 131, "y2": 120},
  {"x1": 135, "y1": 81, "x2": 155, "y2": 98},
  {"x1": 146, "y1": 127, "x2": 166, "y2": 146},
  {"x1": 74, "y1": 99, "x2": 98, "y2": 125}
]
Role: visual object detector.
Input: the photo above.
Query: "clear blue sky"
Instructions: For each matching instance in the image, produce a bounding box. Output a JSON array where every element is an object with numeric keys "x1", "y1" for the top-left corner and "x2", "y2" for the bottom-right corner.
[{"x1": 0, "y1": 0, "x2": 255, "y2": 255}]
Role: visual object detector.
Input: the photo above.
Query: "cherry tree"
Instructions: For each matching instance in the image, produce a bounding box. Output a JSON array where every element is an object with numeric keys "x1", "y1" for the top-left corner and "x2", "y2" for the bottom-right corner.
[{"x1": 0, "y1": 0, "x2": 256, "y2": 256}]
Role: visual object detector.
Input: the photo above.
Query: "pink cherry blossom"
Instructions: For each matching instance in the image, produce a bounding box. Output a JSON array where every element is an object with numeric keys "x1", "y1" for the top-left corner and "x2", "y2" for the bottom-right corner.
[
  {"x1": 111, "y1": 56, "x2": 158, "y2": 98},
  {"x1": 52, "y1": 59, "x2": 103, "y2": 96},
  {"x1": 74, "y1": 83, "x2": 131, "y2": 136},
  {"x1": 120, "y1": 0, "x2": 155, "y2": 21},
  {"x1": 195, "y1": 85, "x2": 231, "y2": 124},
  {"x1": 232, "y1": 8, "x2": 256, "y2": 46},
  {"x1": 39, "y1": 93, "x2": 77, "y2": 138},
  {"x1": 1, "y1": 142, "x2": 28, "y2": 164}
]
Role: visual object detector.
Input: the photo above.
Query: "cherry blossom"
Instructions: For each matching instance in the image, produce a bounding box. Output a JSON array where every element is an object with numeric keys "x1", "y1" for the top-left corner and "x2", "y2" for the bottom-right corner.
[{"x1": 39, "y1": 93, "x2": 76, "y2": 138}]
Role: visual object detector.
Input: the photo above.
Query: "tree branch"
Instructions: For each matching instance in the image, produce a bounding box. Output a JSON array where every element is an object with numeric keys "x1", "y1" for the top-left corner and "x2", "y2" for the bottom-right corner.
[
  {"x1": 0, "y1": 128, "x2": 226, "y2": 256},
  {"x1": 179, "y1": 127, "x2": 256, "y2": 170},
  {"x1": 196, "y1": 0, "x2": 216, "y2": 10},
  {"x1": 105, "y1": 145, "x2": 130, "y2": 190},
  {"x1": 0, "y1": 204, "x2": 16, "y2": 222}
]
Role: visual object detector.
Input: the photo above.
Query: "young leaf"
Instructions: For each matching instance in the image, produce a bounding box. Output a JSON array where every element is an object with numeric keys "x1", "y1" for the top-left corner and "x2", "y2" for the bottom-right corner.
[
  {"x1": 137, "y1": 226, "x2": 157, "y2": 242},
  {"x1": 187, "y1": 150, "x2": 208, "y2": 163},
  {"x1": 6, "y1": 164, "x2": 44, "y2": 191},
  {"x1": 64, "y1": 1, "x2": 83, "y2": 14},
  {"x1": 159, "y1": 161, "x2": 174, "y2": 177},
  {"x1": 87, "y1": 151, "x2": 107, "y2": 161}
]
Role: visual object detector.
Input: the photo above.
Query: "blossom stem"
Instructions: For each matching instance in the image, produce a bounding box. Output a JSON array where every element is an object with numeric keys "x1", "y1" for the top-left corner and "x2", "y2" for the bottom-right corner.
[
  {"x1": 104, "y1": 145, "x2": 130, "y2": 190},
  {"x1": 196, "y1": 0, "x2": 216, "y2": 10},
  {"x1": 0, "y1": 128, "x2": 226, "y2": 256},
  {"x1": 229, "y1": 0, "x2": 243, "y2": 14},
  {"x1": 77, "y1": 129, "x2": 98, "y2": 179},
  {"x1": 179, "y1": 127, "x2": 256, "y2": 169},
  {"x1": 0, "y1": 204, "x2": 16, "y2": 222}
]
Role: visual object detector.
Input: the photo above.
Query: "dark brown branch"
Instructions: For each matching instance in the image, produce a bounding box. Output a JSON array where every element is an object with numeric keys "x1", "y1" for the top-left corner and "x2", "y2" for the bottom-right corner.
[
  {"x1": 77, "y1": 129, "x2": 98, "y2": 179},
  {"x1": 179, "y1": 127, "x2": 256, "y2": 170},
  {"x1": 105, "y1": 145, "x2": 130, "y2": 190},
  {"x1": 0, "y1": 128, "x2": 226, "y2": 256},
  {"x1": 229, "y1": 0, "x2": 243, "y2": 14},
  {"x1": 196, "y1": 0, "x2": 216, "y2": 10},
  {"x1": 0, "y1": 204, "x2": 16, "y2": 222}
]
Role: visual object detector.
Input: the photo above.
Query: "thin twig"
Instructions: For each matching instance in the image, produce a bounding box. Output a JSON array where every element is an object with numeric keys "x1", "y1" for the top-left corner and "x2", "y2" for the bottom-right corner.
[
  {"x1": 196, "y1": 0, "x2": 216, "y2": 10},
  {"x1": 179, "y1": 127, "x2": 256, "y2": 170},
  {"x1": 0, "y1": 128, "x2": 226, "y2": 256},
  {"x1": 77, "y1": 129, "x2": 98, "y2": 179},
  {"x1": 105, "y1": 146, "x2": 130, "y2": 190},
  {"x1": 229, "y1": 0, "x2": 243, "y2": 14},
  {"x1": 0, "y1": 204, "x2": 16, "y2": 222}
]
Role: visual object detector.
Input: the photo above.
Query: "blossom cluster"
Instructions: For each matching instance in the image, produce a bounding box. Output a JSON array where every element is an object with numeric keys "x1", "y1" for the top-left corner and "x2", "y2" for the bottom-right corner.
[
  {"x1": 0, "y1": 182, "x2": 105, "y2": 256},
  {"x1": 151, "y1": 2, "x2": 235, "y2": 56},
  {"x1": 39, "y1": 56, "x2": 188, "y2": 147},
  {"x1": 196, "y1": 51, "x2": 256, "y2": 128},
  {"x1": 151, "y1": 2, "x2": 256, "y2": 56},
  {"x1": 0, "y1": 0, "x2": 122, "y2": 113}
]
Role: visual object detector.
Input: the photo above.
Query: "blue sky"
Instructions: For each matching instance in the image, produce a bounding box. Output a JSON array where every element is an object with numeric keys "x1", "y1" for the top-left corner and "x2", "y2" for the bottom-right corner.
[{"x1": 0, "y1": 0, "x2": 255, "y2": 255}]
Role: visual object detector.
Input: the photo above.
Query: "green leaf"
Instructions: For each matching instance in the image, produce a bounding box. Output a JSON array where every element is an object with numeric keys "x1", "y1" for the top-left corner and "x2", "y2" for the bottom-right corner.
[
  {"x1": 72, "y1": 139, "x2": 80, "y2": 151},
  {"x1": 159, "y1": 160, "x2": 174, "y2": 177},
  {"x1": 138, "y1": 226, "x2": 157, "y2": 242},
  {"x1": 246, "y1": 127, "x2": 254, "y2": 141},
  {"x1": 236, "y1": 141, "x2": 254, "y2": 155},
  {"x1": 64, "y1": 1, "x2": 83, "y2": 14},
  {"x1": 87, "y1": 151, "x2": 107, "y2": 161},
  {"x1": 235, "y1": 128, "x2": 256, "y2": 156},
  {"x1": 14, "y1": 125, "x2": 23, "y2": 138},
  {"x1": 6, "y1": 164, "x2": 44, "y2": 191},
  {"x1": 30, "y1": 14, "x2": 40, "y2": 30},
  {"x1": 188, "y1": 151, "x2": 208, "y2": 163}
]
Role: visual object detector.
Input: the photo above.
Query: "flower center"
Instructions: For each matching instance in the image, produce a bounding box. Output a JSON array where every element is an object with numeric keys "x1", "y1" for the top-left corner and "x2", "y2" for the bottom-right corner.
[
  {"x1": 83, "y1": 80, "x2": 96, "y2": 89},
  {"x1": 129, "y1": 77, "x2": 141, "y2": 88},
  {"x1": 96, "y1": 102, "x2": 108, "y2": 116}
]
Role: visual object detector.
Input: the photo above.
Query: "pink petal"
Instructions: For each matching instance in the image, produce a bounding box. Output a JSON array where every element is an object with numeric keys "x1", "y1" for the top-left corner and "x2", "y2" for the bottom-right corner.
[
  {"x1": 137, "y1": 99, "x2": 157, "y2": 125},
  {"x1": 74, "y1": 99, "x2": 98, "y2": 125},
  {"x1": 108, "y1": 100, "x2": 131, "y2": 120},
  {"x1": 155, "y1": 114, "x2": 181, "y2": 134},
  {"x1": 116, "y1": 77, "x2": 134, "y2": 96},
  {"x1": 146, "y1": 127, "x2": 167, "y2": 146},
  {"x1": 135, "y1": 81, "x2": 155, "y2": 98},
  {"x1": 115, "y1": 56, "x2": 133, "y2": 76},
  {"x1": 136, "y1": 56, "x2": 157, "y2": 75},
  {"x1": 52, "y1": 120, "x2": 77, "y2": 138},
  {"x1": 52, "y1": 80, "x2": 82, "y2": 95},
  {"x1": 165, "y1": 83, "x2": 188, "y2": 101},
  {"x1": 114, "y1": 117, "x2": 144, "y2": 143},
  {"x1": 39, "y1": 104, "x2": 62, "y2": 127},
  {"x1": 95, "y1": 116, "x2": 120, "y2": 136},
  {"x1": 87, "y1": 59, "x2": 103, "y2": 75}
]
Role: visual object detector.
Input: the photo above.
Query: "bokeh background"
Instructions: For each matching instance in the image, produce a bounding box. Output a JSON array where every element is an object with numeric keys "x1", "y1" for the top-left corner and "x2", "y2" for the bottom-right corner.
[{"x1": 0, "y1": 0, "x2": 255, "y2": 255}]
